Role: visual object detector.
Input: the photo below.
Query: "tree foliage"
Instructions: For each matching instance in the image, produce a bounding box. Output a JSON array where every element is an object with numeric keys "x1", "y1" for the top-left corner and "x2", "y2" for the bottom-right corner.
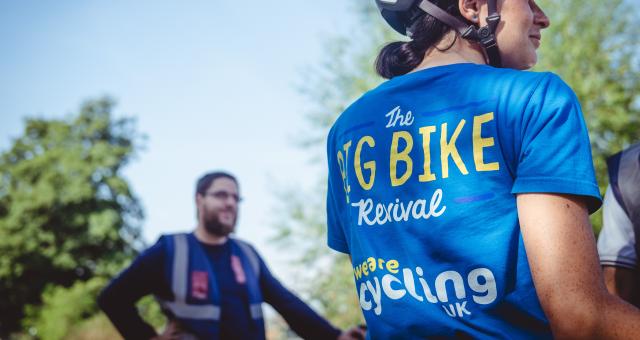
[
  {"x1": 0, "y1": 98, "x2": 144, "y2": 335},
  {"x1": 272, "y1": 182, "x2": 364, "y2": 329},
  {"x1": 271, "y1": 3, "x2": 390, "y2": 329},
  {"x1": 273, "y1": 0, "x2": 640, "y2": 328},
  {"x1": 22, "y1": 277, "x2": 108, "y2": 340},
  {"x1": 21, "y1": 277, "x2": 164, "y2": 340},
  {"x1": 534, "y1": 0, "x2": 640, "y2": 230}
]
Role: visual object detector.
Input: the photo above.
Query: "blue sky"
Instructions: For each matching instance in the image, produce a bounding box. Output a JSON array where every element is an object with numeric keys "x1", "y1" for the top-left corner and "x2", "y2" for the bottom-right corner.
[{"x1": 0, "y1": 0, "x2": 360, "y2": 283}]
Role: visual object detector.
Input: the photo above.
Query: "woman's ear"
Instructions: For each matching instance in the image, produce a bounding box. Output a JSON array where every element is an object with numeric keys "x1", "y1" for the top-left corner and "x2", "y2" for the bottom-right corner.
[{"x1": 458, "y1": 0, "x2": 482, "y2": 23}]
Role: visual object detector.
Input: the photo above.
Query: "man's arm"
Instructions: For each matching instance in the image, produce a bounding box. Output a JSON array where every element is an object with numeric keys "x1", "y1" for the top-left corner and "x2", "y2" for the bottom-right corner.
[
  {"x1": 98, "y1": 240, "x2": 169, "y2": 339},
  {"x1": 597, "y1": 185, "x2": 638, "y2": 304},
  {"x1": 603, "y1": 266, "x2": 637, "y2": 303},
  {"x1": 518, "y1": 193, "x2": 640, "y2": 339},
  {"x1": 258, "y1": 258, "x2": 343, "y2": 340}
]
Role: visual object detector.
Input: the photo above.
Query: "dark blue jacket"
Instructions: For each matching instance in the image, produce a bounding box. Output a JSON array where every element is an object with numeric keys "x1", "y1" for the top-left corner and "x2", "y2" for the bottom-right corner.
[{"x1": 98, "y1": 233, "x2": 341, "y2": 340}]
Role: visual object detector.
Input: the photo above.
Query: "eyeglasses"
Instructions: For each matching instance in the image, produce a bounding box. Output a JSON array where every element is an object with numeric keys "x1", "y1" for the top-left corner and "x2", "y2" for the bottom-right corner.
[{"x1": 204, "y1": 190, "x2": 242, "y2": 203}]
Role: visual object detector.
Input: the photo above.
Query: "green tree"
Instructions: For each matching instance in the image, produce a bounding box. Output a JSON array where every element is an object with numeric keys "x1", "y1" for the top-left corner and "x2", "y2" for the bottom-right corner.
[
  {"x1": 0, "y1": 98, "x2": 145, "y2": 336},
  {"x1": 273, "y1": 0, "x2": 640, "y2": 328},
  {"x1": 22, "y1": 277, "x2": 108, "y2": 340},
  {"x1": 21, "y1": 278, "x2": 164, "y2": 340},
  {"x1": 534, "y1": 0, "x2": 640, "y2": 231},
  {"x1": 271, "y1": 2, "x2": 387, "y2": 330}
]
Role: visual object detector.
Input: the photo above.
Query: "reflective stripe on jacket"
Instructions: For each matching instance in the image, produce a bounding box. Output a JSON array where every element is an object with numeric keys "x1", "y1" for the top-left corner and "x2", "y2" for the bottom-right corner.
[{"x1": 156, "y1": 233, "x2": 265, "y2": 339}]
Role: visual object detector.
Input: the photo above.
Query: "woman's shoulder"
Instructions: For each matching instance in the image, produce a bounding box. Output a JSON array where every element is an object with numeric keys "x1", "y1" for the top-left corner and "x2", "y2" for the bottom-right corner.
[
  {"x1": 490, "y1": 67, "x2": 572, "y2": 95},
  {"x1": 472, "y1": 67, "x2": 579, "y2": 113}
]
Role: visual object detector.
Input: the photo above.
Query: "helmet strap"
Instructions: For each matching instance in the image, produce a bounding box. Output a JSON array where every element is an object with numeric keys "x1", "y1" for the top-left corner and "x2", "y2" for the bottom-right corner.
[{"x1": 416, "y1": 0, "x2": 502, "y2": 67}]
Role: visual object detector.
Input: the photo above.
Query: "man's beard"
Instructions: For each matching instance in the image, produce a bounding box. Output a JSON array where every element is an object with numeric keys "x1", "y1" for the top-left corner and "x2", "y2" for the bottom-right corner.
[{"x1": 203, "y1": 211, "x2": 235, "y2": 237}]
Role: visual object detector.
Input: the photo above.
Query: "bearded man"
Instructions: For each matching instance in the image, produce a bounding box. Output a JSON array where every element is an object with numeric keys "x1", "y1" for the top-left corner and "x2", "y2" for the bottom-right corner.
[{"x1": 99, "y1": 171, "x2": 365, "y2": 340}]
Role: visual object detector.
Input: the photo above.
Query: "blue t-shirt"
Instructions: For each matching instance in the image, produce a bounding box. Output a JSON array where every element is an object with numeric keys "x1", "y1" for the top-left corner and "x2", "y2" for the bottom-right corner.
[{"x1": 326, "y1": 63, "x2": 602, "y2": 339}]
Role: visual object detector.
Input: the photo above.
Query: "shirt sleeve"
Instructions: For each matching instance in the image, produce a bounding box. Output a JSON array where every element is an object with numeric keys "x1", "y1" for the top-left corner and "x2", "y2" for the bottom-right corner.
[
  {"x1": 258, "y1": 252, "x2": 341, "y2": 340},
  {"x1": 511, "y1": 73, "x2": 602, "y2": 213},
  {"x1": 598, "y1": 185, "x2": 637, "y2": 269},
  {"x1": 98, "y1": 237, "x2": 170, "y2": 340},
  {"x1": 326, "y1": 127, "x2": 350, "y2": 254}
]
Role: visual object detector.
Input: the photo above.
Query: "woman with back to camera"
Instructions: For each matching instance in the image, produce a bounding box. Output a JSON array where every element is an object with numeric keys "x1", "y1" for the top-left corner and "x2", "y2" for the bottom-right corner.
[{"x1": 325, "y1": 0, "x2": 640, "y2": 338}]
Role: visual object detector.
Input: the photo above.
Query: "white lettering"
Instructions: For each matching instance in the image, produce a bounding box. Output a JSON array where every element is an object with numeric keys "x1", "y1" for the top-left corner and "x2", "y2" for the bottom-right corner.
[
  {"x1": 353, "y1": 198, "x2": 373, "y2": 226},
  {"x1": 456, "y1": 301, "x2": 471, "y2": 317},
  {"x1": 429, "y1": 188, "x2": 446, "y2": 217},
  {"x1": 416, "y1": 266, "x2": 438, "y2": 303},
  {"x1": 359, "y1": 282, "x2": 372, "y2": 311},
  {"x1": 411, "y1": 199, "x2": 426, "y2": 219},
  {"x1": 403, "y1": 268, "x2": 423, "y2": 302},
  {"x1": 399, "y1": 200, "x2": 413, "y2": 221},
  {"x1": 381, "y1": 274, "x2": 406, "y2": 300},
  {"x1": 435, "y1": 271, "x2": 466, "y2": 303},
  {"x1": 366, "y1": 277, "x2": 382, "y2": 315},
  {"x1": 442, "y1": 304, "x2": 456, "y2": 317},
  {"x1": 350, "y1": 189, "x2": 446, "y2": 227},
  {"x1": 468, "y1": 268, "x2": 498, "y2": 305},
  {"x1": 385, "y1": 106, "x2": 414, "y2": 128},
  {"x1": 356, "y1": 266, "x2": 496, "y2": 318}
]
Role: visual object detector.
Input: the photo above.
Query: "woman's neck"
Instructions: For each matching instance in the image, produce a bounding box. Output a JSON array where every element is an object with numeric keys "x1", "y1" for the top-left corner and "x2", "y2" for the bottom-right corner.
[{"x1": 412, "y1": 33, "x2": 487, "y2": 72}]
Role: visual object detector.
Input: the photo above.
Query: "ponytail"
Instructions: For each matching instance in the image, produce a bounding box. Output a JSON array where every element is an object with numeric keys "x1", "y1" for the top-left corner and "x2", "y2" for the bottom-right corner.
[
  {"x1": 374, "y1": 1, "x2": 466, "y2": 79},
  {"x1": 375, "y1": 41, "x2": 429, "y2": 79}
]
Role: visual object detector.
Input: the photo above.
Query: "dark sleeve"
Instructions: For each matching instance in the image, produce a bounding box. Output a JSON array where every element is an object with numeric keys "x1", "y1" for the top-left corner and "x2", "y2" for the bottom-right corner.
[
  {"x1": 259, "y1": 255, "x2": 341, "y2": 340},
  {"x1": 98, "y1": 237, "x2": 170, "y2": 340}
]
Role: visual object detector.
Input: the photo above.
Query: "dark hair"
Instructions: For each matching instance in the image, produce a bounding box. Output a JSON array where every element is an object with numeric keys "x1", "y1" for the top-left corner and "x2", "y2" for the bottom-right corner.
[
  {"x1": 375, "y1": 1, "x2": 466, "y2": 79},
  {"x1": 196, "y1": 171, "x2": 238, "y2": 195}
]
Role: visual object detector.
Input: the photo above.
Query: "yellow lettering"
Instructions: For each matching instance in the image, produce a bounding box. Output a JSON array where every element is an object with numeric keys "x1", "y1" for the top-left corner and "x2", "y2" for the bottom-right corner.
[
  {"x1": 386, "y1": 260, "x2": 399, "y2": 274},
  {"x1": 355, "y1": 258, "x2": 399, "y2": 279},
  {"x1": 473, "y1": 112, "x2": 499, "y2": 172},
  {"x1": 367, "y1": 257, "x2": 376, "y2": 272},
  {"x1": 440, "y1": 120, "x2": 468, "y2": 178},
  {"x1": 418, "y1": 125, "x2": 437, "y2": 182},
  {"x1": 354, "y1": 136, "x2": 376, "y2": 190},
  {"x1": 354, "y1": 265, "x2": 363, "y2": 280},
  {"x1": 336, "y1": 141, "x2": 352, "y2": 203},
  {"x1": 390, "y1": 131, "x2": 413, "y2": 186}
]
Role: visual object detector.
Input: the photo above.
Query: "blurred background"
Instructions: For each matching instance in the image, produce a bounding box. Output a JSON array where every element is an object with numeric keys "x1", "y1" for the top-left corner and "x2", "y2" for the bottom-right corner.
[{"x1": 0, "y1": 0, "x2": 638, "y2": 339}]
